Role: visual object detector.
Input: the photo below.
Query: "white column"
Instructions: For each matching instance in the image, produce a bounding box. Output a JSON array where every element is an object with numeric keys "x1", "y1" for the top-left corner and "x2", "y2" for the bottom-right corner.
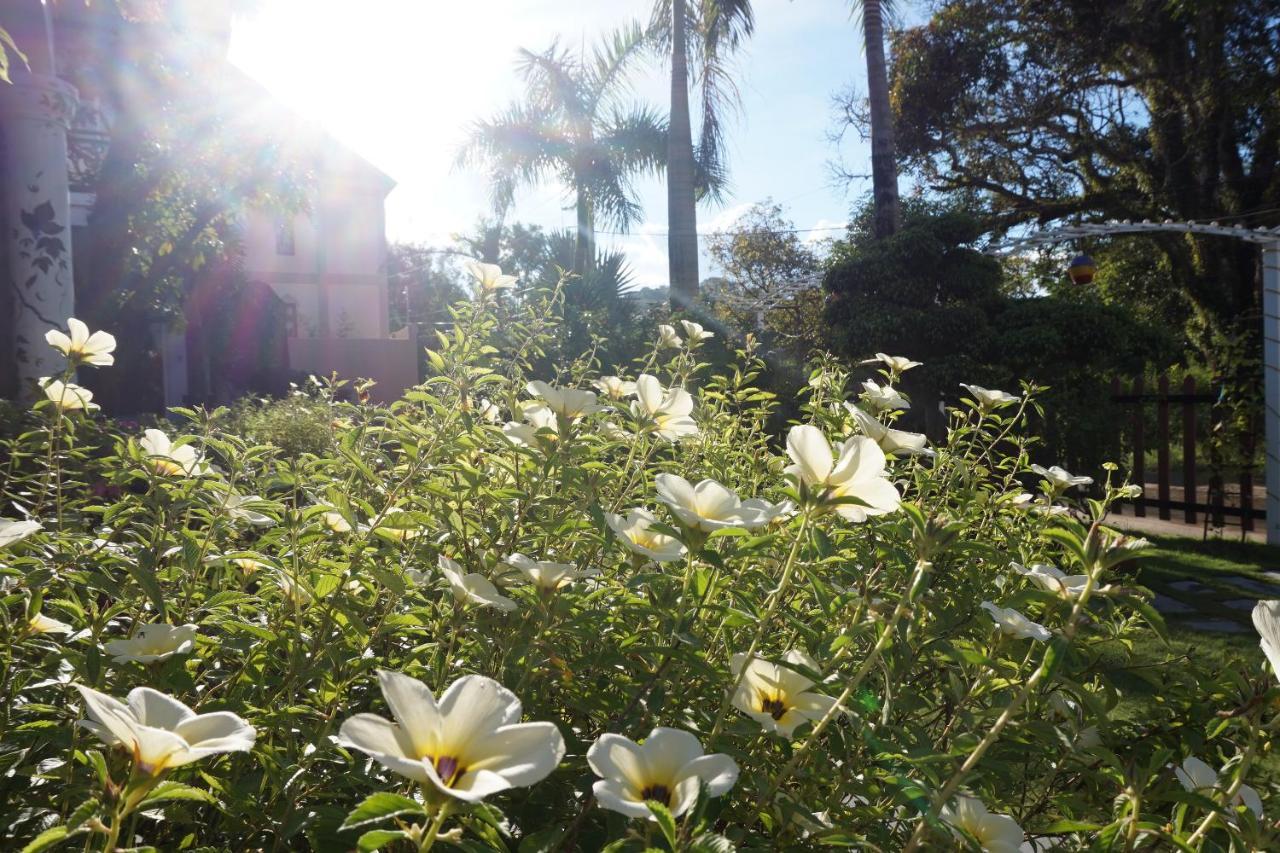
[
  {"x1": 0, "y1": 72, "x2": 79, "y2": 394},
  {"x1": 1263, "y1": 240, "x2": 1280, "y2": 545}
]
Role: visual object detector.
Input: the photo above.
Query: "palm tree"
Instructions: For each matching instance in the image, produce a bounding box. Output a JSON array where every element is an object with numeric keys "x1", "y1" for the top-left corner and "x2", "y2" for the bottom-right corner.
[
  {"x1": 857, "y1": 0, "x2": 900, "y2": 239},
  {"x1": 651, "y1": 0, "x2": 754, "y2": 307},
  {"x1": 458, "y1": 24, "x2": 667, "y2": 277}
]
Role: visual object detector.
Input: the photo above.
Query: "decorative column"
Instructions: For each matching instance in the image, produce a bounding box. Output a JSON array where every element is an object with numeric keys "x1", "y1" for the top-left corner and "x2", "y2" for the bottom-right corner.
[{"x1": 0, "y1": 71, "x2": 79, "y2": 394}]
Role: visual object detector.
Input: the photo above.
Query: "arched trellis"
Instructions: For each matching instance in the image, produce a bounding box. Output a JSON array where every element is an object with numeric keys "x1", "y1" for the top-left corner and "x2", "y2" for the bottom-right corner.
[{"x1": 993, "y1": 220, "x2": 1280, "y2": 545}]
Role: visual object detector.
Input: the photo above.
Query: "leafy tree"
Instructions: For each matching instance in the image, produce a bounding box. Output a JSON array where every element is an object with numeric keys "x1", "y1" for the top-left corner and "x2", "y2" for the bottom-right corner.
[
  {"x1": 650, "y1": 0, "x2": 753, "y2": 305},
  {"x1": 705, "y1": 199, "x2": 824, "y2": 350},
  {"x1": 824, "y1": 199, "x2": 1174, "y2": 469},
  {"x1": 888, "y1": 0, "x2": 1279, "y2": 382},
  {"x1": 458, "y1": 25, "x2": 666, "y2": 277},
  {"x1": 40, "y1": 2, "x2": 309, "y2": 409},
  {"x1": 386, "y1": 242, "x2": 469, "y2": 335}
]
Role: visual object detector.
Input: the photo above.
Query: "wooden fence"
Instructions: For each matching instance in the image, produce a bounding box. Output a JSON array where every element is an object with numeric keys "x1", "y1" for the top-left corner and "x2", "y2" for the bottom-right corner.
[{"x1": 1110, "y1": 375, "x2": 1263, "y2": 533}]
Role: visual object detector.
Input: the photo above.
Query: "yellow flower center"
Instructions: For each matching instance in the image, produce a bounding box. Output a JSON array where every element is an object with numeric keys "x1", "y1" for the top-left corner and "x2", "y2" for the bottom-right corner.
[{"x1": 149, "y1": 458, "x2": 184, "y2": 476}]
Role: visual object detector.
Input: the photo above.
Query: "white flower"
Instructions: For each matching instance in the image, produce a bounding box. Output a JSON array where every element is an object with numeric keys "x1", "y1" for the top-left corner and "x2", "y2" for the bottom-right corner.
[
  {"x1": 680, "y1": 320, "x2": 714, "y2": 342},
  {"x1": 730, "y1": 649, "x2": 838, "y2": 739},
  {"x1": 605, "y1": 508, "x2": 687, "y2": 563},
  {"x1": 960, "y1": 384, "x2": 1020, "y2": 410},
  {"x1": 0, "y1": 519, "x2": 41, "y2": 548},
  {"x1": 526, "y1": 381, "x2": 601, "y2": 420},
  {"x1": 465, "y1": 260, "x2": 517, "y2": 293},
  {"x1": 654, "y1": 473, "x2": 791, "y2": 532},
  {"x1": 1030, "y1": 464, "x2": 1093, "y2": 491},
  {"x1": 27, "y1": 613, "x2": 74, "y2": 635},
  {"x1": 229, "y1": 557, "x2": 272, "y2": 575},
  {"x1": 46, "y1": 318, "x2": 116, "y2": 366},
  {"x1": 863, "y1": 352, "x2": 920, "y2": 374},
  {"x1": 503, "y1": 402, "x2": 559, "y2": 448},
  {"x1": 941, "y1": 795, "x2": 1024, "y2": 853},
  {"x1": 980, "y1": 602, "x2": 1052, "y2": 642},
  {"x1": 845, "y1": 403, "x2": 929, "y2": 457},
  {"x1": 784, "y1": 426, "x2": 901, "y2": 522},
  {"x1": 104, "y1": 623, "x2": 198, "y2": 664},
  {"x1": 439, "y1": 555, "x2": 517, "y2": 612},
  {"x1": 593, "y1": 376, "x2": 637, "y2": 401},
  {"x1": 588, "y1": 727, "x2": 738, "y2": 820},
  {"x1": 632, "y1": 374, "x2": 697, "y2": 442},
  {"x1": 40, "y1": 378, "x2": 98, "y2": 412},
  {"x1": 1007, "y1": 493, "x2": 1036, "y2": 511},
  {"x1": 504, "y1": 552, "x2": 597, "y2": 592},
  {"x1": 860, "y1": 380, "x2": 909, "y2": 412},
  {"x1": 657, "y1": 324, "x2": 683, "y2": 349},
  {"x1": 473, "y1": 397, "x2": 502, "y2": 423},
  {"x1": 320, "y1": 509, "x2": 352, "y2": 533},
  {"x1": 1252, "y1": 600, "x2": 1280, "y2": 679},
  {"x1": 1174, "y1": 756, "x2": 1264, "y2": 816},
  {"x1": 75, "y1": 684, "x2": 256, "y2": 776},
  {"x1": 1013, "y1": 562, "x2": 1089, "y2": 599},
  {"x1": 338, "y1": 670, "x2": 564, "y2": 802},
  {"x1": 218, "y1": 491, "x2": 274, "y2": 527},
  {"x1": 1174, "y1": 755, "x2": 1218, "y2": 793},
  {"x1": 140, "y1": 429, "x2": 209, "y2": 477},
  {"x1": 277, "y1": 572, "x2": 313, "y2": 607}
]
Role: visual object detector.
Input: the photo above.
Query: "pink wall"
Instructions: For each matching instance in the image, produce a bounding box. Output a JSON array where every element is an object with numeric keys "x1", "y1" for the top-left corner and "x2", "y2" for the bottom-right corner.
[{"x1": 287, "y1": 333, "x2": 419, "y2": 403}]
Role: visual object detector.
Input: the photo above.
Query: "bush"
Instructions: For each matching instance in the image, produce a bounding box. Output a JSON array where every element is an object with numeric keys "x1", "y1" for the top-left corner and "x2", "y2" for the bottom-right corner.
[
  {"x1": 0, "y1": 294, "x2": 1275, "y2": 851},
  {"x1": 226, "y1": 391, "x2": 338, "y2": 458}
]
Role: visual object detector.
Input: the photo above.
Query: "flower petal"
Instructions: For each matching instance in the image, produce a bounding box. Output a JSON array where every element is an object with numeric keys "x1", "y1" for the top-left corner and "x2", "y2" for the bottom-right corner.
[{"x1": 376, "y1": 669, "x2": 442, "y2": 757}]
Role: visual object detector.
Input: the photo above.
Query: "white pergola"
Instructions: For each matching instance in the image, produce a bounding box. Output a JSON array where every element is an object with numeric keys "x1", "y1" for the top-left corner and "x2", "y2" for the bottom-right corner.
[{"x1": 997, "y1": 220, "x2": 1280, "y2": 545}]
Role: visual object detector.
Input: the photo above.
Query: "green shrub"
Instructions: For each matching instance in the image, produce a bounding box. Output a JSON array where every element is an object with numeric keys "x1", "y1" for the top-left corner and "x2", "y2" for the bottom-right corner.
[
  {"x1": 0, "y1": 291, "x2": 1275, "y2": 852},
  {"x1": 227, "y1": 391, "x2": 337, "y2": 458}
]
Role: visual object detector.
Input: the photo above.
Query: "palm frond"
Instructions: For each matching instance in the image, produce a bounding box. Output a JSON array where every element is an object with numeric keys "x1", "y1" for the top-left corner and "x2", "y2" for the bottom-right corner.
[
  {"x1": 587, "y1": 21, "x2": 654, "y2": 114},
  {"x1": 456, "y1": 103, "x2": 573, "y2": 214},
  {"x1": 517, "y1": 42, "x2": 590, "y2": 122},
  {"x1": 597, "y1": 104, "x2": 669, "y2": 177}
]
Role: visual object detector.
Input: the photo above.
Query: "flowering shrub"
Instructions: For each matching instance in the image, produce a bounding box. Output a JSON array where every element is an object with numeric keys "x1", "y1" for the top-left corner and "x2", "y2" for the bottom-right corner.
[{"x1": 1, "y1": 290, "x2": 1276, "y2": 852}]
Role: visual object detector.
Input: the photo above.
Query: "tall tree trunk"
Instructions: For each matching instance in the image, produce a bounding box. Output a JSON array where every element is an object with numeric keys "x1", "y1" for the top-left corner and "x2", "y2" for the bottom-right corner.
[
  {"x1": 862, "y1": 0, "x2": 899, "y2": 239},
  {"x1": 574, "y1": 192, "x2": 595, "y2": 277},
  {"x1": 667, "y1": 0, "x2": 700, "y2": 307}
]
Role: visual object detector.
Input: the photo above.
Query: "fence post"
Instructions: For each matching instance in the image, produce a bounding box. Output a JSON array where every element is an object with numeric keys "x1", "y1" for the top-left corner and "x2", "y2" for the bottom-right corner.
[
  {"x1": 1241, "y1": 470, "x2": 1255, "y2": 534},
  {"x1": 1157, "y1": 374, "x2": 1171, "y2": 520},
  {"x1": 1133, "y1": 376, "x2": 1146, "y2": 517},
  {"x1": 1183, "y1": 375, "x2": 1197, "y2": 524}
]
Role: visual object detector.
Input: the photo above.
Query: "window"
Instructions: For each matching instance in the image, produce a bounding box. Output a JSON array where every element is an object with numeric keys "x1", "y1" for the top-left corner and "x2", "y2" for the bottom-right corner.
[
  {"x1": 275, "y1": 218, "x2": 295, "y2": 255},
  {"x1": 283, "y1": 301, "x2": 298, "y2": 338}
]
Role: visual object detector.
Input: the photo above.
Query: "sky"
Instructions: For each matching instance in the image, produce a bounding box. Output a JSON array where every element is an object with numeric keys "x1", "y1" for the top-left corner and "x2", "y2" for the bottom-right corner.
[{"x1": 229, "y1": 0, "x2": 878, "y2": 289}]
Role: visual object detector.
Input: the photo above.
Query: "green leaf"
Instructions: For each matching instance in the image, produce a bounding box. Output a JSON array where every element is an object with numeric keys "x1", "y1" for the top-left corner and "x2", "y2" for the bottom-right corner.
[
  {"x1": 21, "y1": 826, "x2": 70, "y2": 853},
  {"x1": 647, "y1": 800, "x2": 679, "y2": 848},
  {"x1": 357, "y1": 829, "x2": 411, "y2": 851},
  {"x1": 130, "y1": 552, "x2": 168, "y2": 620},
  {"x1": 66, "y1": 798, "x2": 101, "y2": 830},
  {"x1": 140, "y1": 781, "x2": 218, "y2": 806},
  {"x1": 341, "y1": 792, "x2": 427, "y2": 830}
]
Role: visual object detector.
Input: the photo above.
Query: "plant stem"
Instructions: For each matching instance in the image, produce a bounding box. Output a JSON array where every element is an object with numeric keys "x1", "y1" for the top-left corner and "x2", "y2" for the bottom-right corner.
[
  {"x1": 708, "y1": 513, "x2": 810, "y2": 742},
  {"x1": 767, "y1": 558, "x2": 930, "y2": 798},
  {"x1": 902, "y1": 526, "x2": 1105, "y2": 852},
  {"x1": 1184, "y1": 713, "x2": 1260, "y2": 847},
  {"x1": 418, "y1": 804, "x2": 451, "y2": 852}
]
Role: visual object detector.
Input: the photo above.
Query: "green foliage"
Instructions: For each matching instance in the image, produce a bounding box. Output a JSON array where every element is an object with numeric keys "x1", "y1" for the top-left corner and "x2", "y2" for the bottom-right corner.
[
  {"x1": 823, "y1": 199, "x2": 1173, "y2": 472},
  {"x1": 226, "y1": 391, "x2": 337, "y2": 458},
  {"x1": 1, "y1": 295, "x2": 1275, "y2": 851}
]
